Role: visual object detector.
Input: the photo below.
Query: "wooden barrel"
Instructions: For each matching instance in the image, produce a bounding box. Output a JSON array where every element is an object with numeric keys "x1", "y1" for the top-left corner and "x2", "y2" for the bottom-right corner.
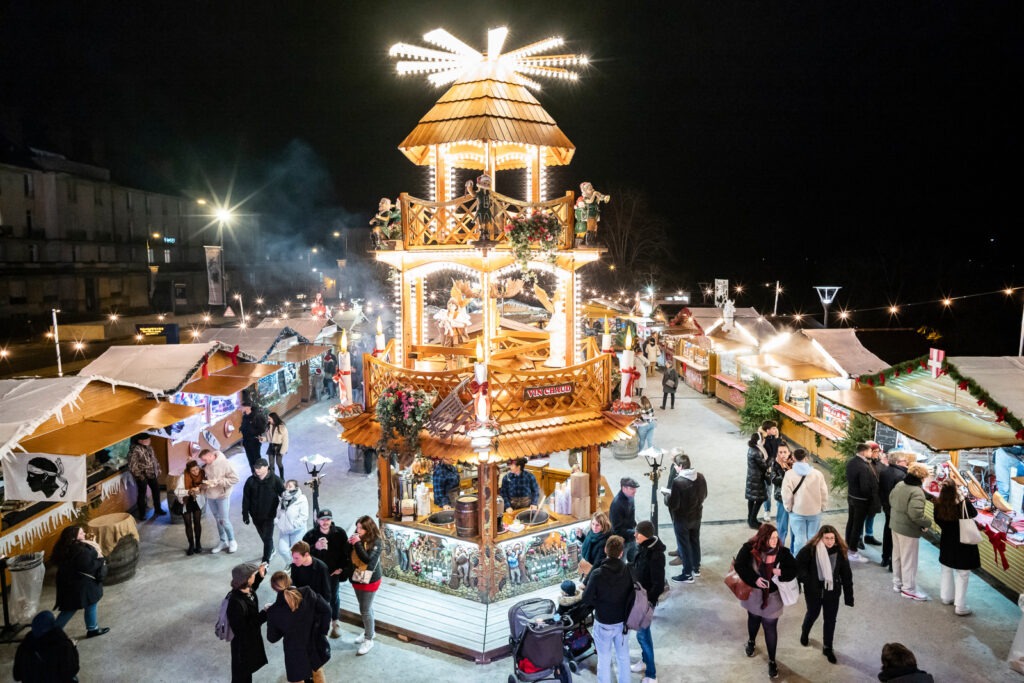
[
  {"x1": 104, "y1": 535, "x2": 140, "y2": 585},
  {"x1": 455, "y1": 496, "x2": 479, "y2": 538}
]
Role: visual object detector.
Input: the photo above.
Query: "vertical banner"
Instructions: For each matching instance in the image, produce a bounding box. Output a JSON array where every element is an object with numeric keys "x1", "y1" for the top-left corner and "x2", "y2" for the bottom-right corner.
[
  {"x1": 2, "y1": 452, "x2": 88, "y2": 503},
  {"x1": 205, "y1": 246, "x2": 225, "y2": 306},
  {"x1": 714, "y1": 278, "x2": 729, "y2": 308}
]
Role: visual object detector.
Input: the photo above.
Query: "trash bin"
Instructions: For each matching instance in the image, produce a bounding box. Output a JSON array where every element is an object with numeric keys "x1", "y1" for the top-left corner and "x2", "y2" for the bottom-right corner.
[
  {"x1": 612, "y1": 433, "x2": 639, "y2": 460},
  {"x1": 8, "y1": 552, "x2": 45, "y2": 624}
]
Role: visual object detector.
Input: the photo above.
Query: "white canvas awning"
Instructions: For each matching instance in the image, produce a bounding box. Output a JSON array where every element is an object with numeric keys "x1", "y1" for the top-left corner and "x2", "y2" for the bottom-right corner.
[
  {"x1": 78, "y1": 342, "x2": 233, "y2": 395},
  {"x1": 801, "y1": 329, "x2": 889, "y2": 378}
]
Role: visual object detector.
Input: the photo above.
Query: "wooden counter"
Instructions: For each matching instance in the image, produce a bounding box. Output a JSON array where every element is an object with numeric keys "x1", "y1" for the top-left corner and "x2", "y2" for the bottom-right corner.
[{"x1": 386, "y1": 509, "x2": 582, "y2": 543}]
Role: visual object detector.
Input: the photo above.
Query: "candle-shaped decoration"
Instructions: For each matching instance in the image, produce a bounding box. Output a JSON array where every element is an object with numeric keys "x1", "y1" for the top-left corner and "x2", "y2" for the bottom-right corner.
[
  {"x1": 621, "y1": 327, "x2": 635, "y2": 403},
  {"x1": 601, "y1": 315, "x2": 612, "y2": 352},
  {"x1": 375, "y1": 316, "x2": 386, "y2": 354},
  {"x1": 337, "y1": 329, "x2": 352, "y2": 406},
  {"x1": 473, "y1": 341, "x2": 489, "y2": 422}
]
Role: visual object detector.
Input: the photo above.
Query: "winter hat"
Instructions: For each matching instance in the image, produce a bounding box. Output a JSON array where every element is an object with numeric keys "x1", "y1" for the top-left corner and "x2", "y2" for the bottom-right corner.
[
  {"x1": 636, "y1": 520, "x2": 656, "y2": 538},
  {"x1": 254, "y1": 458, "x2": 269, "y2": 469},
  {"x1": 31, "y1": 611, "x2": 56, "y2": 638},
  {"x1": 231, "y1": 562, "x2": 259, "y2": 590},
  {"x1": 620, "y1": 476, "x2": 640, "y2": 489},
  {"x1": 560, "y1": 580, "x2": 577, "y2": 596}
]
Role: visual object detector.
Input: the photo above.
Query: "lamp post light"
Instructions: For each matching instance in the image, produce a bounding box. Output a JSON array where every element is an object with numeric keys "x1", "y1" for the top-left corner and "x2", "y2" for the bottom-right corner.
[
  {"x1": 51, "y1": 308, "x2": 63, "y2": 377},
  {"x1": 814, "y1": 286, "x2": 841, "y2": 328},
  {"x1": 233, "y1": 293, "x2": 246, "y2": 329}
]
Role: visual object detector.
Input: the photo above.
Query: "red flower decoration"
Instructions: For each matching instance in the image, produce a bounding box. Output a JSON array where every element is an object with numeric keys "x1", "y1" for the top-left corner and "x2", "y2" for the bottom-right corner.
[
  {"x1": 894, "y1": 369, "x2": 901, "y2": 377},
  {"x1": 919, "y1": 359, "x2": 927, "y2": 368},
  {"x1": 1016, "y1": 429, "x2": 1024, "y2": 441},
  {"x1": 879, "y1": 374, "x2": 886, "y2": 386},
  {"x1": 996, "y1": 408, "x2": 1008, "y2": 423},
  {"x1": 867, "y1": 378, "x2": 875, "y2": 387},
  {"x1": 958, "y1": 381, "x2": 969, "y2": 390},
  {"x1": 978, "y1": 399, "x2": 986, "y2": 407}
]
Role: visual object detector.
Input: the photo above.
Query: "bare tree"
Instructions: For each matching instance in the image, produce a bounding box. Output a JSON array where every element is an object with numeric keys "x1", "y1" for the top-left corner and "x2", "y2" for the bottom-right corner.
[{"x1": 597, "y1": 187, "x2": 671, "y2": 285}]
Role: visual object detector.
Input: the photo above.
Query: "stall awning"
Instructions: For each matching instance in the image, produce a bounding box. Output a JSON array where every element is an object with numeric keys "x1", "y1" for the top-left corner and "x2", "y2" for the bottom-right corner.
[
  {"x1": 339, "y1": 411, "x2": 632, "y2": 464},
  {"x1": 210, "y1": 363, "x2": 282, "y2": 380},
  {"x1": 821, "y1": 388, "x2": 1024, "y2": 451},
  {"x1": 740, "y1": 354, "x2": 839, "y2": 382},
  {"x1": 266, "y1": 344, "x2": 332, "y2": 364},
  {"x1": 17, "y1": 401, "x2": 203, "y2": 455},
  {"x1": 181, "y1": 363, "x2": 281, "y2": 396}
]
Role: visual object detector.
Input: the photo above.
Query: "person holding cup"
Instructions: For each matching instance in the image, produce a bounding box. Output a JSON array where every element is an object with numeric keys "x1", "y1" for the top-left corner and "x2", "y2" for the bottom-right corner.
[{"x1": 303, "y1": 508, "x2": 352, "y2": 639}]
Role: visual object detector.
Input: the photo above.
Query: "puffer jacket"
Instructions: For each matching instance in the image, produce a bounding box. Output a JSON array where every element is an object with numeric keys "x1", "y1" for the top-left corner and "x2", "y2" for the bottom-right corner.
[
  {"x1": 889, "y1": 475, "x2": 930, "y2": 538},
  {"x1": 276, "y1": 492, "x2": 309, "y2": 534},
  {"x1": 745, "y1": 446, "x2": 769, "y2": 500}
]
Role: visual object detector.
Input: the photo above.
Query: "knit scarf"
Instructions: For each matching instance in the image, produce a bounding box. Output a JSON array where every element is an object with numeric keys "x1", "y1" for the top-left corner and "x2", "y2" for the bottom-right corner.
[
  {"x1": 280, "y1": 488, "x2": 298, "y2": 510},
  {"x1": 815, "y1": 542, "x2": 834, "y2": 591}
]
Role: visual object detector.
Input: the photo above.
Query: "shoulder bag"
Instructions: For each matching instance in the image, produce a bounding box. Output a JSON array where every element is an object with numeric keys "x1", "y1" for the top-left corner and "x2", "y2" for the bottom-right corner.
[
  {"x1": 724, "y1": 559, "x2": 753, "y2": 601},
  {"x1": 773, "y1": 575, "x2": 800, "y2": 606},
  {"x1": 959, "y1": 500, "x2": 982, "y2": 545},
  {"x1": 352, "y1": 549, "x2": 381, "y2": 584}
]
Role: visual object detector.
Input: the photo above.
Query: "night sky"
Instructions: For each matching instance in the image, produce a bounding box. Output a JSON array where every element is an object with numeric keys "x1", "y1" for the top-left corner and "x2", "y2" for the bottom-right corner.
[{"x1": 2, "y1": 1, "x2": 1022, "y2": 352}]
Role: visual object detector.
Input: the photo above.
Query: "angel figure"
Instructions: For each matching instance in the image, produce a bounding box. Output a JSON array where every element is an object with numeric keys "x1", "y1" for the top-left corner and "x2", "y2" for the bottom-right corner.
[
  {"x1": 370, "y1": 197, "x2": 401, "y2": 249},
  {"x1": 573, "y1": 181, "x2": 611, "y2": 247},
  {"x1": 534, "y1": 284, "x2": 567, "y2": 368},
  {"x1": 434, "y1": 297, "x2": 470, "y2": 369},
  {"x1": 466, "y1": 174, "x2": 494, "y2": 239}
]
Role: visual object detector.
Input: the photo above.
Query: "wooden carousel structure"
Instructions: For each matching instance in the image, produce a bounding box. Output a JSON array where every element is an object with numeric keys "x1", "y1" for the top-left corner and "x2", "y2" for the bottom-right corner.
[{"x1": 336, "y1": 27, "x2": 633, "y2": 659}]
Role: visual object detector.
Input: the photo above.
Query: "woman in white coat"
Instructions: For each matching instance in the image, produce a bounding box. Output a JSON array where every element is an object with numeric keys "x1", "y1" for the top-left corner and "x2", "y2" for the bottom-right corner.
[{"x1": 276, "y1": 479, "x2": 309, "y2": 564}]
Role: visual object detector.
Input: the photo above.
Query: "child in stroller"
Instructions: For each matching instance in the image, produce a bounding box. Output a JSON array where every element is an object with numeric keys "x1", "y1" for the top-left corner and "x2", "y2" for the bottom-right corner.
[
  {"x1": 557, "y1": 580, "x2": 596, "y2": 673},
  {"x1": 508, "y1": 597, "x2": 573, "y2": 683}
]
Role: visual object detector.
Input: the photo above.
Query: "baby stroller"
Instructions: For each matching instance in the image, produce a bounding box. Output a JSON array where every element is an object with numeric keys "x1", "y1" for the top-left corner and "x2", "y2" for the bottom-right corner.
[
  {"x1": 558, "y1": 599, "x2": 595, "y2": 673},
  {"x1": 508, "y1": 598, "x2": 573, "y2": 683}
]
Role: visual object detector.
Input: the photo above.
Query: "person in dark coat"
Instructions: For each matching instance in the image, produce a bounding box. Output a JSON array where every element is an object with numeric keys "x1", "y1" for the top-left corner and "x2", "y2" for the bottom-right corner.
[
  {"x1": 660, "y1": 365, "x2": 679, "y2": 409},
  {"x1": 13, "y1": 611, "x2": 79, "y2": 683},
  {"x1": 239, "y1": 400, "x2": 267, "y2": 475},
  {"x1": 878, "y1": 452, "x2": 913, "y2": 569},
  {"x1": 303, "y1": 508, "x2": 352, "y2": 639},
  {"x1": 51, "y1": 526, "x2": 109, "y2": 638},
  {"x1": 630, "y1": 520, "x2": 667, "y2": 682},
  {"x1": 795, "y1": 524, "x2": 854, "y2": 664},
  {"x1": 761, "y1": 421, "x2": 781, "y2": 520},
  {"x1": 745, "y1": 432, "x2": 770, "y2": 529},
  {"x1": 736, "y1": 523, "x2": 798, "y2": 679},
  {"x1": 289, "y1": 541, "x2": 333, "y2": 608},
  {"x1": 933, "y1": 479, "x2": 980, "y2": 616},
  {"x1": 241, "y1": 459, "x2": 286, "y2": 564},
  {"x1": 666, "y1": 452, "x2": 707, "y2": 583},
  {"x1": 844, "y1": 443, "x2": 879, "y2": 563},
  {"x1": 226, "y1": 562, "x2": 269, "y2": 683},
  {"x1": 575, "y1": 510, "x2": 611, "y2": 583},
  {"x1": 610, "y1": 477, "x2": 639, "y2": 561},
  {"x1": 878, "y1": 642, "x2": 934, "y2": 682},
  {"x1": 266, "y1": 571, "x2": 331, "y2": 683},
  {"x1": 580, "y1": 535, "x2": 634, "y2": 683}
]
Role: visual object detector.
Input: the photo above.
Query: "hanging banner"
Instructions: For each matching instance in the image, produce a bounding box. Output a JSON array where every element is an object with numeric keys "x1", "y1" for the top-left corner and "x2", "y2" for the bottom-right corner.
[
  {"x1": 714, "y1": 279, "x2": 729, "y2": 308},
  {"x1": 205, "y1": 246, "x2": 225, "y2": 306},
  {"x1": 2, "y1": 452, "x2": 88, "y2": 503}
]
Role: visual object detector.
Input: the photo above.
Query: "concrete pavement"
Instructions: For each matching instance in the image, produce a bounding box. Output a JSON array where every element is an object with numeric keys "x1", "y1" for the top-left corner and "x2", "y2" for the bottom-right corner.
[{"x1": 1, "y1": 377, "x2": 1020, "y2": 682}]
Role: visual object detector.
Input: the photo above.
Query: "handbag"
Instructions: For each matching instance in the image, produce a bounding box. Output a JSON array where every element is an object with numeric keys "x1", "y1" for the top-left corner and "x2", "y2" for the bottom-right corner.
[
  {"x1": 773, "y1": 575, "x2": 800, "y2": 606},
  {"x1": 959, "y1": 500, "x2": 983, "y2": 545},
  {"x1": 352, "y1": 552, "x2": 381, "y2": 584},
  {"x1": 724, "y1": 559, "x2": 753, "y2": 601}
]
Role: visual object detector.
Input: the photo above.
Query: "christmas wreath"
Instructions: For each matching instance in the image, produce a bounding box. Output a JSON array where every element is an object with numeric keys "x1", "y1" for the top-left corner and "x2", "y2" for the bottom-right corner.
[
  {"x1": 375, "y1": 381, "x2": 437, "y2": 452},
  {"x1": 504, "y1": 210, "x2": 561, "y2": 277}
]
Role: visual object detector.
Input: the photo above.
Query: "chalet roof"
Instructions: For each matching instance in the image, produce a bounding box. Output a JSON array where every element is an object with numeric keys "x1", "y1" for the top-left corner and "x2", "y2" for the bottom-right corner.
[
  {"x1": 196, "y1": 327, "x2": 308, "y2": 363},
  {"x1": 0, "y1": 377, "x2": 92, "y2": 459},
  {"x1": 78, "y1": 342, "x2": 237, "y2": 396},
  {"x1": 800, "y1": 329, "x2": 889, "y2": 378}
]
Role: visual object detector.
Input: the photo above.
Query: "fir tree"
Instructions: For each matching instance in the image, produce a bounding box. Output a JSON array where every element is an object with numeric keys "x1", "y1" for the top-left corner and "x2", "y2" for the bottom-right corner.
[
  {"x1": 827, "y1": 411, "x2": 876, "y2": 492},
  {"x1": 738, "y1": 377, "x2": 780, "y2": 435}
]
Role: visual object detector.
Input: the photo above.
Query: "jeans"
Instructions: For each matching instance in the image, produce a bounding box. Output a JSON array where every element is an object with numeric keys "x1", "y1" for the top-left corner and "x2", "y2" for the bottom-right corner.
[
  {"x1": 354, "y1": 588, "x2": 376, "y2": 639},
  {"x1": 134, "y1": 476, "x2": 161, "y2": 518},
  {"x1": 593, "y1": 621, "x2": 631, "y2": 683},
  {"x1": 328, "y1": 574, "x2": 342, "y2": 620},
  {"x1": 624, "y1": 540, "x2": 638, "y2": 563},
  {"x1": 278, "y1": 528, "x2": 305, "y2": 564},
  {"x1": 995, "y1": 447, "x2": 1024, "y2": 499},
  {"x1": 635, "y1": 625, "x2": 656, "y2": 678},
  {"x1": 635, "y1": 422, "x2": 655, "y2": 451},
  {"x1": 207, "y1": 496, "x2": 235, "y2": 543},
  {"x1": 253, "y1": 519, "x2": 275, "y2": 563},
  {"x1": 775, "y1": 503, "x2": 790, "y2": 549},
  {"x1": 940, "y1": 565, "x2": 971, "y2": 612},
  {"x1": 673, "y1": 521, "x2": 701, "y2": 577},
  {"x1": 55, "y1": 602, "x2": 98, "y2": 632},
  {"x1": 864, "y1": 512, "x2": 876, "y2": 538},
  {"x1": 789, "y1": 513, "x2": 821, "y2": 557},
  {"x1": 763, "y1": 488, "x2": 773, "y2": 514},
  {"x1": 845, "y1": 498, "x2": 869, "y2": 551}
]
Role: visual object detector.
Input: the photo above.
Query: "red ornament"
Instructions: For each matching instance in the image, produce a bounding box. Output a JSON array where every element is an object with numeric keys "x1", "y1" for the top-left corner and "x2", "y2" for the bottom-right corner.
[
  {"x1": 1016, "y1": 429, "x2": 1024, "y2": 441},
  {"x1": 879, "y1": 374, "x2": 886, "y2": 386},
  {"x1": 996, "y1": 408, "x2": 1008, "y2": 423},
  {"x1": 230, "y1": 344, "x2": 240, "y2": 366},
  {"x1": 867, "y1": 378, "x2": 875, "y2": 387},
  {"x1": 919, "y1": 359, "x2": 927, "y2": 368},
  {"x1": 978, "y1": 399, "x2": 986, "y2": 407},
  {"x1": 894, "y1": 369, "x2": 901, "y2": 377},
  {"x1": 958, "y1": 381, "x2": 968, "y2": 391}
]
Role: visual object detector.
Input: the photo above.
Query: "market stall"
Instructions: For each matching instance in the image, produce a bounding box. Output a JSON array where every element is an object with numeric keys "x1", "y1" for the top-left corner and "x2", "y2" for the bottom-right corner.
[{"x1": 822, "y1": 354, "x2": 1024, "y2": 594}]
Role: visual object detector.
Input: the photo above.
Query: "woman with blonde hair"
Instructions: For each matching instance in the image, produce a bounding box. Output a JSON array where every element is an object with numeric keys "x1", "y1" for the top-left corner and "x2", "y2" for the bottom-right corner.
[
  {"x1": 576, "y1": 510, "x2": 612, "y2": 581},
  {"x1": 888, "y1": 462, "x2": 932, "y2": 601},
  {"x1": 349, "y1": 515, "x2": 383, "y2": 655},
  {"x1": 266, "y1": 570, "x2": 331, "y2": 683}
]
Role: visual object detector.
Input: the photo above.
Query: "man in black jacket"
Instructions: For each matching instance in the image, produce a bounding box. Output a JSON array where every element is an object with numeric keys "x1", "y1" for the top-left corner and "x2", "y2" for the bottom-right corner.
[
  {"x1": 610, "y1": 477, "x2": 639, "y2": 562},
  {"x1": 581, "y1": 535, "x2": 634, "y2": 683},
  {"x1": 302, "y1": 509, "x2": 352, "y2": 638},
  {"x1": 241, "y1": 459, "x2": 285, "y2": 564},
  {"x1": 845, "y1": 443, "x2": 878, "y2": 563},
  {"x1": 667, "y1": 453, "x2": 708, "y2": 584},
  {"x1": 239, "y1": 401, "x2": 268, "y2": 475},
  {"x1": 630, "y1": 521, "x2": 666, "y2": 682},
  {"x1": 289, "y1": 540, "x2": 333, "y2": 612},
  {"x1": 878, "y1": 452, "x2": 913, "y2": 570}
]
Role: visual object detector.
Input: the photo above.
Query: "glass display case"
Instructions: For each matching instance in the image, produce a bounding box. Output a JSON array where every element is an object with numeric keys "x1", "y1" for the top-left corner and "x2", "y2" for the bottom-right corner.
[{"x1": 815, "y1": 395, "x2": 851, "y2": 432}]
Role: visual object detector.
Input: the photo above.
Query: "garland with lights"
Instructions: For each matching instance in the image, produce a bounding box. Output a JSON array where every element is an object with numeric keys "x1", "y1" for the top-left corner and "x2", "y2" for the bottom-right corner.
[
  {"x1": 857, "y1": 356, "x2": 1024, "y2": 441},
  {"x1": 504, "y1": 210, "x2": 560, "y2": 281}
]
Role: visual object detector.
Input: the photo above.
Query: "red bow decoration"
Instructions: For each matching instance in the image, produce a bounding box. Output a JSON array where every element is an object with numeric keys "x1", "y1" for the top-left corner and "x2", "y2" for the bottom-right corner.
[
  {"x1": 470, "y1": 380, "x2": 489, "y2": 394},
  {"x1": 982, "y1": 525, "x2": 1010, "y2": 571},
  {"x1": 878, "y1": 374, "x2": 886, "y2": 386},
  {"x1": 867, "y1": 378, "x2": 875, "y2": 387},
  {"x1": 958, "y1": 381, "x2": 969, "y2": 390},
  {"x1": 333, "y1": 369, "x2": 351, "y2": 383},
  {"x1": 623, "y1": 367, "x2": 641, "y2": 396},
  {"x1": 230, "y1": 345, "x2": 240, "y2": 366},
  {"x1": 1016, "y1": 429, "x2": 1024, "y2": 441},
  {"x1": 919, "y1": 359, "x2": 927, "y2": 368},
  {"x1": 996, "y1": 407, "x2": 1008, "y2": 423},
  {"x1": 978, "y1": 399, "x2": 986, "y2": 407},
  {"x1": 894, "y1": 369, "x2": 901, "y2": 377},
  {"x1": 202, "y1": 360, "x2": 209, "y2": 378}
]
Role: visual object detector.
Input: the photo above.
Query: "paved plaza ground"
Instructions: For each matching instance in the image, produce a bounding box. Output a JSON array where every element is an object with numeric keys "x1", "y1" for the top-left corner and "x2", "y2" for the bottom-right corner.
[{"x1": 2, "y1": 377, "x2": 1021, "y2": 682}]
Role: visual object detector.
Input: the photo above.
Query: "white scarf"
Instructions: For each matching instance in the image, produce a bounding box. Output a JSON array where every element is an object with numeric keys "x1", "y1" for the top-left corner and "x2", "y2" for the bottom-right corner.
[{"x1": 815, "y1": 541, "x2": 834, "y2": 591}]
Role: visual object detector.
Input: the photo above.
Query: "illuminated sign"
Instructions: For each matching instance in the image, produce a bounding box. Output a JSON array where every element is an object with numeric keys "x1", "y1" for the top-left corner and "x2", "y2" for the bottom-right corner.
[
  {"x1": 523, "y1": 383, "x2": 574, "y2": 400},
  {"x1": 135, "y1": 323, "x2": 180, "y2": 344}
]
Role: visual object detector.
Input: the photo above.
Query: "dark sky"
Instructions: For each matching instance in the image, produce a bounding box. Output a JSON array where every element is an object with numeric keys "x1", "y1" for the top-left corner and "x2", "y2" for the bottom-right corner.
[{"x1": 2, "y1": 1, "x2": 1023, "y2": 350}]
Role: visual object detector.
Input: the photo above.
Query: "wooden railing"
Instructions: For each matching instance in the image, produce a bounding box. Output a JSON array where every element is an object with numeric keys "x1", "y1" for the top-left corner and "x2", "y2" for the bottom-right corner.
[{"x1": 397, "y1": 191, "x2": 575, "y2": 250}]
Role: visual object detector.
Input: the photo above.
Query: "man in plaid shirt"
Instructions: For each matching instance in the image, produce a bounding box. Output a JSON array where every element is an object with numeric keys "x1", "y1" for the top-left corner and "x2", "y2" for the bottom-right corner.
[
  {"x1": 432, "y1": 461, "x2": 461, "y2": 508},
  {"x1": 500, "y1": 457, "x2": 540, "y2": 510}
]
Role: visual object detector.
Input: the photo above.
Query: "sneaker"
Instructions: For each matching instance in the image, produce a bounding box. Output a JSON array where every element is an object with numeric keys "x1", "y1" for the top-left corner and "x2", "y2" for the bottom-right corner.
[
  {"x1": 641, "y1": 678, "x2": 658, "y2": 683},
  {"x1": 357, "y1": 639, "x2": 374, "y2": 655},
  {"x1": 893, "y1": 584, "x2": 903, "y2": 593},
  {"x1": 901, "y1": 589, "x2": 930, "y2": 601},
  {"x1": 227, "y1": 540, "x2": 238, "y2": 553},
  {"x1": 955, "y1": 607, "x2": 973, "y2": 616},
  {"x1": 669, "y1": 557, "x2": 683, "y2": 566},
  {"x1": 670, "y1": 574, "x2": 695, "y2": 584},
  {"x1": 744, "y1": 640, "x2": 755, "y2": 657},
  {"x1": 630, "y1": 661, "x2": 646, "y2": 673},
  {"x1": 354, "y1": 633, "x2": 366, "y2": 644},
  {"x1": 941, "y1": 598, "x2": 954, "y2": 605},
  {"x1": 211, "y1": 541, "x2": 228, "y2": 554},
  {"x1": 768, "y1": 660, "x2": 779, "y2": 678},
  {"x1": 864, "y1": 536, "x2": 881, "y2": 546},
  {"x1": 692, "y1": 569, "x2": 701, "y2": 577},
  {"x1": 86, "y1": 627, "x2": 110, "y2": 638},
  {"x1": 330, "y1": 621, "x2": 342, "y2": 639},
  {"x1": 848, "y1": 552, "x2": 869, "y2": 564}
]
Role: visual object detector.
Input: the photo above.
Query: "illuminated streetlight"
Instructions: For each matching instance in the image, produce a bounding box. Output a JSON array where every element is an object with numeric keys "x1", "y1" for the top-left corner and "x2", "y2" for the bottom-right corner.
[
  {"x1": 889, "y1": 305, "x2": 899, "y2": 315},
  {"x1": 196, "y1": 198, "x2": 207, "y2": 206},
  {"x1": 108, "y1": 313, "x2": 119, "y2": 322},
  {"x1": 942, "y1": 298, "x2": 953, "y2": 307}
]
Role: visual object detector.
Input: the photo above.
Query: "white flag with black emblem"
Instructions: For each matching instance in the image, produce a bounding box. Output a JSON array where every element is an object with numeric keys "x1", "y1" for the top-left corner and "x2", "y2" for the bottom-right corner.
[{"x1": 1, "y1": 452, "x2": 88, "y2": 503}]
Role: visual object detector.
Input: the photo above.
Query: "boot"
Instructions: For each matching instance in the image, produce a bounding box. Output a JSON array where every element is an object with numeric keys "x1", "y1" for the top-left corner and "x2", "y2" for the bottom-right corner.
[
  {"x1": 186, "y1": 545, "x2": 195, "y2": 556},
  {"x1": 800, "y1": 628, "x2": 809, "y2": 646},
  {"x1": 823, "y1": 647, "x2": 837, "y2": 664}
]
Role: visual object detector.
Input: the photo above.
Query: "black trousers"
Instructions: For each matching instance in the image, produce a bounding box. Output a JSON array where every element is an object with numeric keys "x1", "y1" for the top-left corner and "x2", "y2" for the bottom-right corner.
[
  {"x1": 661, "y1": 390, "x2": 676, "y2": 409},
  {"x1": 254, "y1": 518, "x2": 275, "y2": 563},
  {"x1": 183, "y1": 508, "x2": 203, "y2": 549},
  {"x1": 747, "y1": 499, "x2": 765, "y2": 528},
  {"x1": 801, "y1": 585, "x2": 841, "y2": 648},
  {"x1": 242, "y1": 439, "x2": 263, "y2": 474},
  {"x1": 881, "y1": 508, "x2": 893, "y2": 565},
  {"x1": 134, "y1": 477, "x2": 161, "y2": 518},
  {"x1": 845, "y1": 498, "x2": 869, "y2": 550}
]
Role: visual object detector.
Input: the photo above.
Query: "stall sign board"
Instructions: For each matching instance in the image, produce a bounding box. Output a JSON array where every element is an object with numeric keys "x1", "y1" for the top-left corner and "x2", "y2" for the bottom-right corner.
[
  {"x1": 523, "y1": 383, "x2": 574, "y2": 400},
  {"x1": 874, "y1": 422, "x2": 900, "y2": 454},
  {"x1": 135, "y1": 323, "x2": 180, "y2": 344}
]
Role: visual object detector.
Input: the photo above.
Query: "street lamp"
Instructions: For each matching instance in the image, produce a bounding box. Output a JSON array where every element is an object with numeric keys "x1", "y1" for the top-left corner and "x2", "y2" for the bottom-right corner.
[
  {"x1": 640, "y1": 447, "x2": 665, "y2": 527},
  {"x1": 814, "y1": 286, "x2": 841, "y2": 328},
  {"x1": 51, "y1": 308, "x2": 63, "y2": 377},
  {"x1": 233, "y1": 293, "x2": 246, "y2": 329}
]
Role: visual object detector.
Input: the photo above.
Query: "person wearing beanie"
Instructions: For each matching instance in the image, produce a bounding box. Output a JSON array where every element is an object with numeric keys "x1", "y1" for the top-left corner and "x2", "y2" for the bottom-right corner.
[
  {"x1": 889, "y1": 463, "x2": 932, "y2": 601},
  {"x1": 630, "y1": 519, "x2": 667, "y2": 683},
  {"x1": 610, "y1": 477, "x2": 640, "y2": 562},
  {"x1": 557, "y1": 579, "x2": 584, "y2": 616},
  {"x1": 303, "y1": 508, "x2": 352, "y2": 639},
  {"x1": 241, "y1": 459, "x2": 285, "y2": 564},
  {"x1": 13, "y1": 611, "x2": 79, "y2": 682},
  {"x1": 227, "y1": 562, "x2": 269, "y2": 683}
]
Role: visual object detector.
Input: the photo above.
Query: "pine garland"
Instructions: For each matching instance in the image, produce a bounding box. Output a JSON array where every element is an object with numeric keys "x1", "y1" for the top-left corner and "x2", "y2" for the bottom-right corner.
[{"x1": 856, "y1": 356, "x2": 1024, "y2": 441}]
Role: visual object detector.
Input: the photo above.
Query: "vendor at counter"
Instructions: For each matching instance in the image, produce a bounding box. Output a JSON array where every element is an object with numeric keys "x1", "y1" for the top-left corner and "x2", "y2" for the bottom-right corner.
[
  {"x1": 500, "y1": 457, "x2": 540, "y2": 511},
  {"x1": 432, "y1": 461, "x2": 461, "y2": 510}
]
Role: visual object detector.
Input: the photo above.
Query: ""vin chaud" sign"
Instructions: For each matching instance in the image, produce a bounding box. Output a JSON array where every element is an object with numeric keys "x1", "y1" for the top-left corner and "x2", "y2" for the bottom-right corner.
[{"x1": 523, "y1": 382, "x2": 574, "y2": 400}]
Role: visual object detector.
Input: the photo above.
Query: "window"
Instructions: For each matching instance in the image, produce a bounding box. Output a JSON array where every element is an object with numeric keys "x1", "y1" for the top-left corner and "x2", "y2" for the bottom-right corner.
[
  {"x1": 25, "y1": 210, "x2": 32, "y2": 230},
  {"x1": 109, "y1": 276, "x2": 122, "y2": 294},
  {"x1": 23, "y1": 174, "x2": 34, "y2": 198},
  {"x1": 9, "y1": 279, "x2": 27, "y2": 305},
  {"x1": 163, "y1": 249, "x2": 171, "y2": 263}
]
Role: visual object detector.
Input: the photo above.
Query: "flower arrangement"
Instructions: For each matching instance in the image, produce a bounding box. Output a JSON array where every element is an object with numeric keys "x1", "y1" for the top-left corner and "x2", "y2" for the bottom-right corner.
[
  {"x1": 375, "y1": 381, "x2": 437, "y2": 452},
  {"x1": 329, "y1": 403, "x2": 364, "y2": 420},
  {"x1": 608, "y1": 399, "x2": 640, "y2": 416},
  {"x1": 504, "y1": 210, "x2": 561, "y2": 278}
]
